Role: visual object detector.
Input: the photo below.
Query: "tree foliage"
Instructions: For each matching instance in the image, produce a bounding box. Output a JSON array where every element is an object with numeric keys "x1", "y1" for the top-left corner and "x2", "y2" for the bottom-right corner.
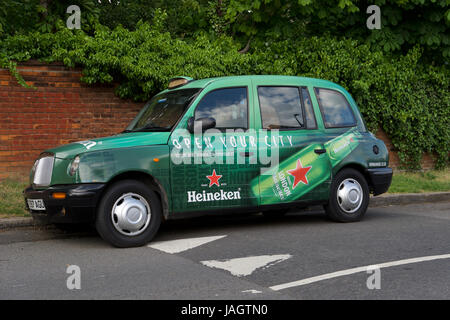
[
  {"x1": 0, "y1": 1, "x2": 448, "y2": 169},
  {"x1": 1, "y1": 1, "x2": 448, "y2": 62}
]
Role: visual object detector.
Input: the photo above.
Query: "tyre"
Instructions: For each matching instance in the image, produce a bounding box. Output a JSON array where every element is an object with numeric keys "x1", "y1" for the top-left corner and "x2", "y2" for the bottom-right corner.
[
  {"x1": 262, "y1": 208, "x2": 289, "y2": 218},
  {"x1": 324, "y1": 168, "x2": 369, "y2": 222},
  {"x1": 95, "y1": 179, "x2": 162, "y2": 248}
]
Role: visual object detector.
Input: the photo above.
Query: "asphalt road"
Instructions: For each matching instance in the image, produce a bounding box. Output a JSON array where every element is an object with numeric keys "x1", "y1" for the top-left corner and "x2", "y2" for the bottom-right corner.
[{"x1": 0, "y1": 201, "x2": 449, "y2": 300}]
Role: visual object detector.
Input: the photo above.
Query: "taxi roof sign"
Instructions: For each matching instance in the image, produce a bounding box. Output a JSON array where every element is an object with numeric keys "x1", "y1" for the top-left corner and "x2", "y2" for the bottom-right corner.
[{"x1": 168, "y1": 76, "x2": 194, "y2": 89}]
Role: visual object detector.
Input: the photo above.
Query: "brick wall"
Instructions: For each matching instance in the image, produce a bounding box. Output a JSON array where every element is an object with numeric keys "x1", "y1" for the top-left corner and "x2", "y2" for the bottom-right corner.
[
  {"x1": 0, "y1": 61, "x2": 436, "y2": 180},
  {"x1": 0, "y1": 61, "x2": 144, "y2": 180},
  {"x1": 375, "y1": 128, "x2": 436, "y2": 170}
]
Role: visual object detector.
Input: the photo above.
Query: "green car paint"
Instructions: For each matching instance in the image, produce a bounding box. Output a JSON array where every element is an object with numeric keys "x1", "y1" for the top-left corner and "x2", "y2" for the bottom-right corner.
[
  {"x1": 252, "y1": 128, "x2": 363, "y2": 206},
  {"x1": 27, "y1": 75, "x2": 391, "y2": 219}
]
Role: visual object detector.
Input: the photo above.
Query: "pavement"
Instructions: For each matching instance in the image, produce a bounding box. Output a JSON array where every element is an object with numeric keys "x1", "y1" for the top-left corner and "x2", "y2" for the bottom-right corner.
[{"x1": 0, "y1": 200, "x2": 449, "y2": 300}]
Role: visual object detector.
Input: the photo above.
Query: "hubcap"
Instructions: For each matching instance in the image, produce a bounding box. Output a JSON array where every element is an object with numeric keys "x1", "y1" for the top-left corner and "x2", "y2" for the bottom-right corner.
[
  {"x1": 111, "y1": 193, "x2": 151, "y2": 236},
  {"x1": 336, "y1": 178, "x2": 363, "y2": 213}
]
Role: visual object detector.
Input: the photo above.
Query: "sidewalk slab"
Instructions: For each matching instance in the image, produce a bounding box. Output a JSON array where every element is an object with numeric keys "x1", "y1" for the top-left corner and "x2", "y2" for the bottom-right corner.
[
  {"x1": 0, "y1": 217, "x2": 40, "y2": 230},
  {"x1": 370, "y1": 191, "x2": 450, "y2": 207}
]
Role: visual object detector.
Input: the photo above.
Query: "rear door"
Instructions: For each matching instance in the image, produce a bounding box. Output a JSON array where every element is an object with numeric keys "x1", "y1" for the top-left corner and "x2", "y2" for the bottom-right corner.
[{"x1": 251, "y1": 79, "x2": 332, "y2": 205}]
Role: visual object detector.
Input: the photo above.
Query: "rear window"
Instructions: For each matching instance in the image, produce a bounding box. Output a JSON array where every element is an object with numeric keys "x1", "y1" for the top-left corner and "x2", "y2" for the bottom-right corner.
[
  {"x1": 315, "y1": 88, "x2": 356, "y2": 128},
  {"x1": 258, "y1": 86, "x2": 305, "y2": 130}
]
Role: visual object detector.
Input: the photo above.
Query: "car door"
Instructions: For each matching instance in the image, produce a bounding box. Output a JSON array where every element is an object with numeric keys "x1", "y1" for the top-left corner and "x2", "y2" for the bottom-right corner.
[
  {"x1": 250, "y1": 79, "x2": 333, "y2": 206},
  {"x1": 168, "y1": 79, "x2": 261, "y2": 214}
]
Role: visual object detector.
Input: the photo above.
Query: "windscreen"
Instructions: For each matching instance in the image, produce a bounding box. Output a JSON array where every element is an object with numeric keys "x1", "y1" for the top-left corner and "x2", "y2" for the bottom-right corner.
[{"x1": 126, "y1": 88, "x2": 201, "y2": 132}]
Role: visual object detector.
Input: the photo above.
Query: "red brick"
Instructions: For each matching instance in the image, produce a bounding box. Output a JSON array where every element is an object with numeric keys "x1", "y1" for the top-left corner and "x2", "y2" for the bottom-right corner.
[{"x1": 0, "y1": 61, "x2": 144, "y2": 178}]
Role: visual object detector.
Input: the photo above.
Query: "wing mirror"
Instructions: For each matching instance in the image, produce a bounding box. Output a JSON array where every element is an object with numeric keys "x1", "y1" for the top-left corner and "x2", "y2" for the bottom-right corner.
[{"x1": 187, "y1": 117, "x2": 216, "y2": 133}]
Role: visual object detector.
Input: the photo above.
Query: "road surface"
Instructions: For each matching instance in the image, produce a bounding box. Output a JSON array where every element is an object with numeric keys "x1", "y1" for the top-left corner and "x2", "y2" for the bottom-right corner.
[{"x1": 0, "y1": 201, "x2": 449, "y2": 299}]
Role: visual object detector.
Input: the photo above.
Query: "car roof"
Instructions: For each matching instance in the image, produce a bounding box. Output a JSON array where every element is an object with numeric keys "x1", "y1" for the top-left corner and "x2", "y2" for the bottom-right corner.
[{"x1": 170, "y1": 75, "x2": 343, "y2": 91}]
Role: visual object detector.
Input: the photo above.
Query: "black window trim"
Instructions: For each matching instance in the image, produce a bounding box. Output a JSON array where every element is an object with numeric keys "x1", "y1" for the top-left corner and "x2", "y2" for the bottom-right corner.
[
  {"x1": 314, "y1": 87, "x2": 357, "y2": 129},
  {"x1": 193, "y1": 86, "x2": 250, "y2": 132},
  {"x1": 257, "y1": 85, "x2": 314, "y2": 131}
]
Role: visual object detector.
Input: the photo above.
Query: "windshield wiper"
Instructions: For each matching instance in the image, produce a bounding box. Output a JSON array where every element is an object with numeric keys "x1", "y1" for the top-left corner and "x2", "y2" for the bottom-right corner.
[{"x1": 133, "y1": 125, "x2": 171, "y2": 132}]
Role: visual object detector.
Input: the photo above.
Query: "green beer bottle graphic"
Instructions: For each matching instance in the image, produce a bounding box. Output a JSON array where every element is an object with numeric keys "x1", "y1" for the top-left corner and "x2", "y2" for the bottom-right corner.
[
  {"x1": 251, "y1": 143, "x2": 330, "y2": 205},
  {"x1": 251, "y1": 129, "x2": 362, "y2": 205},
  {"x1": 324, "y1": 128, "x2": 362, "y2": 167}
]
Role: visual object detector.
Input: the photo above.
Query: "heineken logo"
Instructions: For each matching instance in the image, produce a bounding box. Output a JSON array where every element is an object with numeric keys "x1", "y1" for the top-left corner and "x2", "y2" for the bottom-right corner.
[
  {"x1": 206, "y1": 169, "x2": 222, "y2": 187},
  {"x1": 187, "y1": 190, "x2": 241, "y2": 203},
  {"x1": 187, "y1": 169, "x2": 241, "y2": 202},
  {"x1": 287, "y1": 160, "x2": 312, "y2": 189}
]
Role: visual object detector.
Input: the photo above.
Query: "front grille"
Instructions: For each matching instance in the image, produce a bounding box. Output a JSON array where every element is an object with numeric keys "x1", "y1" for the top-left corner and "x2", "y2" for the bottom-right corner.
[{"x1": 32, "y1": 153, "x2": 54, "y2": 187}]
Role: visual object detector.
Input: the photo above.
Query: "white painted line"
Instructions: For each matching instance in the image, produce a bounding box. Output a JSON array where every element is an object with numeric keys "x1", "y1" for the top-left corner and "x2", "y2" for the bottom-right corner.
[
  {"x1": 148, "y1": 235, "x2": 227, "y2": 254},
  {"x1": 242, "y1": 289, "x2": 262, "y2": 294},
  {"x1": 270, "y1": 253, "x2": 450, "y2": 291},
  {"x1": 201, "y1": 254, "x2": 292, "y2": 277}
]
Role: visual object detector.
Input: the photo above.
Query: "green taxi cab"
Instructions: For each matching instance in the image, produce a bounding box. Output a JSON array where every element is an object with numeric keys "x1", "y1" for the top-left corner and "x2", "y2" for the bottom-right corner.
[{"x1": 24, "y1": 75, "x2": 393, "y2": 247}]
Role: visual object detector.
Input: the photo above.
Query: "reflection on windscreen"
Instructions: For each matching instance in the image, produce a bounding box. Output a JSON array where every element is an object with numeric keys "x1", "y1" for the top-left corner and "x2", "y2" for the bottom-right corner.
[{"x1": 129, "y1": 89, "x2": 200, "y2": 131}]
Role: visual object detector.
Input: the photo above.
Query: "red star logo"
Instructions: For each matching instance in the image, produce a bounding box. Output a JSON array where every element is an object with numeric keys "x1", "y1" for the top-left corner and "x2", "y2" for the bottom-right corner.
[
  {"x1": 287, "y1": 160, "x2": 312, "y2": 189},
  {"x1": 206, "y1": 169, "x2": 222, "y2": 187}
]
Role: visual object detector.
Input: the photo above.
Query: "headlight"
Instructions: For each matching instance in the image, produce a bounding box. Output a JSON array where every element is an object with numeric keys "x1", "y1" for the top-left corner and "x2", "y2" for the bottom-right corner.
[
  {"x1": 69, "y1": 156, "x2": 80, "y2": 176},
  {"x1": 32, "y1": 153, "x2": 54, "y2": 187}
]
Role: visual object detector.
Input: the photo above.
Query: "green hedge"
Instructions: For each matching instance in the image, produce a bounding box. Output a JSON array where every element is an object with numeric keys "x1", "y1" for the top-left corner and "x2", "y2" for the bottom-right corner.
[{"x1": 0, "y1": 21, "x2": 448, "y2": 169}]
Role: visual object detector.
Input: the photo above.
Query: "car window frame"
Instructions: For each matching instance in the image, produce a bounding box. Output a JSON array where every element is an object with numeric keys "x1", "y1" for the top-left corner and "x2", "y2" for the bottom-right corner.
[
  {"x1": 193, "y1": 86, "x2": 250, "y2": 131},
  {"x1": 314, "y1": 87, "x2": 357, "y2": 129},
  {"x1": 300, "y1": 86, "x2": 318, "y2": 130},
  {"x1": 257, "y1": 85, "x2": 312, "y2": 131}
]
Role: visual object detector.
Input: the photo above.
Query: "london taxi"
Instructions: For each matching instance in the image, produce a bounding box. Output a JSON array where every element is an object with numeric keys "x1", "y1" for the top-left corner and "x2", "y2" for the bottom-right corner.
[{"x1": 24, "y1": 75, "x2": 393, "y2": 247}]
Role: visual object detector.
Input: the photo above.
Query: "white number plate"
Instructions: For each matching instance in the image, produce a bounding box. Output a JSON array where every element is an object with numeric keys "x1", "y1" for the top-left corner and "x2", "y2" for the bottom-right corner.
[{"x1": 27, "y1": 199, "x2": 46, "y2": 211}]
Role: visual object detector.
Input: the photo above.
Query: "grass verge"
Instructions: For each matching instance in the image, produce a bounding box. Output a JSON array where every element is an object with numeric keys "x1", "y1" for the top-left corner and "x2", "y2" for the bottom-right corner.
[
  {"x1": 0, "y1": 178, "x2": 29, "y2": 218},
  {"x1": 388, "y1": 168, "x2": 450, "y2": 193}
]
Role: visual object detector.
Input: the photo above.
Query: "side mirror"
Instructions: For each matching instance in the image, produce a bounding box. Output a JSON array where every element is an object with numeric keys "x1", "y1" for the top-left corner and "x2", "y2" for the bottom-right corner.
[{"x1": 187, "y1": 117, "x2": 216, "y2": 133}]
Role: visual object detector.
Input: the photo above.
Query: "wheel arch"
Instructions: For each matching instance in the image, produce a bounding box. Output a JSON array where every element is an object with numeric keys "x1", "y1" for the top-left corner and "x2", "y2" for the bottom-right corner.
[{"x1": 101, "y1": 171, "x2": 170, "y2": 220}]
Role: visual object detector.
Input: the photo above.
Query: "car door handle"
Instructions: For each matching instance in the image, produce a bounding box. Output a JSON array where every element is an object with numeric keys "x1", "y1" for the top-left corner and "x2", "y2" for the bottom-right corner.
[
  {"x1": 314, "y1": 149, "x2": 326, "y2": 154},
  {"x1": 240, "y1": 151, "x2": 254, "y2": 157}
]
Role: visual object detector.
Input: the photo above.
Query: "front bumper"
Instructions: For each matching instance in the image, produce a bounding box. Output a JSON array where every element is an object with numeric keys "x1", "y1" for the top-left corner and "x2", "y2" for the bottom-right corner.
[
  {"x1": 23, "y1": 184, "x2": 105, "y2": 224},
  {"x1": 366, "y1": 167, "x2": 393, "y2": 196}
]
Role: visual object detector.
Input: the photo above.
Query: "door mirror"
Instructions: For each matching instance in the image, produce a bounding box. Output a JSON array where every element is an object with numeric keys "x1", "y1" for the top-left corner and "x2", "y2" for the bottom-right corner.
[{"x1": 187, "y1": 117, "x2": 216, "y2": 133}]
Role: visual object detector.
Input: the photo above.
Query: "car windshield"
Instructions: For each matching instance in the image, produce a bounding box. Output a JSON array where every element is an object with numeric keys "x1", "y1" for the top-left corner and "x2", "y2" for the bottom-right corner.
[{"x1": 126, "y1": 88, "x2": 201, "y2": 132}]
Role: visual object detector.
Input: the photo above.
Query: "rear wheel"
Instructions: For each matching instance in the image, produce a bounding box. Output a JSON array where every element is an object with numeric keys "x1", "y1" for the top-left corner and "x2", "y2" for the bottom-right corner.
[
  {"x1": 324, "y1": 168, "x2": 369, "y2": 222},
  {"x1": 95, "y1": 179, "x2": 162, "y2": 247}
]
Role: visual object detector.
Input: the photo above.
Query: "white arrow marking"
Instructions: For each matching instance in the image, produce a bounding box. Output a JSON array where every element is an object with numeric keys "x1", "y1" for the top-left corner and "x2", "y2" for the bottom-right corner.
[
  {"x1": 148, "y1": 235, "x2": 227, "y2": 254},
  {"x1": 270, "y1": 253, "x2": 450, "y2": 291},
  {"x1": 201, "y1": 254, "x2": 292, "y2": 277},
  {"x1": 242, "y1": 289, "x2": 262, "y2": 294}
]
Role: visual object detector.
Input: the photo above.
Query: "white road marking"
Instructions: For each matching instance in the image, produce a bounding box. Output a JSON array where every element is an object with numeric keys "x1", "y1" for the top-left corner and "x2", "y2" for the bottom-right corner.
[
  {"x1": 270, "y1": 253, "x2": 450, "y2": 291},
  {"x1": 201, "y1": 254, "x2": 292, "y2": 277},
  {"x1": 148, "y1": 235, "x2": 227, "y2": 254},
  {"x1": 242, "y1": 289, "x2": 262, "y2": 294}
]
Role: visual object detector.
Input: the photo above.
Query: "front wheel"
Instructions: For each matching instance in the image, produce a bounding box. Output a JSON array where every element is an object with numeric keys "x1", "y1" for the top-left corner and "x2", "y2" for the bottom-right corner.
[
  {"x1": 324, "y1": 168, "x2": 369, "y2": 222},
  {"x1": 95, "y1": 180, "x2": 162, "y2": 247}
]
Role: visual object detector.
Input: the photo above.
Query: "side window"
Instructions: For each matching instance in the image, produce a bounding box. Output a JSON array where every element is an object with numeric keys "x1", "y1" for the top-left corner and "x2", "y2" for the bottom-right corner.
[
  {"x1": 315, "y1": 88, "x2": 356, "y2": 128},
  {"x1": 195, "y1": 87, "x2": 248, "y2": 129},
  {"x1": 258, "y1": 86, "x2": 304, "y2": 130},
  {"x1": 301, "y1": 87, "x2": 317, "y2": 129}
]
